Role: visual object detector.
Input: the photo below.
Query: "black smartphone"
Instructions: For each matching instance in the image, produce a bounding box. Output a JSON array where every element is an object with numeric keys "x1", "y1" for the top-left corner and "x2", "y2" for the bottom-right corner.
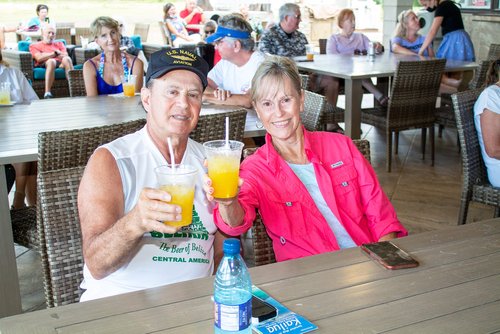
[
  {"x1": 252, "y1": 296, "x2": 277, "y2": 324},
  {"x1": 361, "y1": 241, "x2": 419, "y2": 270}
]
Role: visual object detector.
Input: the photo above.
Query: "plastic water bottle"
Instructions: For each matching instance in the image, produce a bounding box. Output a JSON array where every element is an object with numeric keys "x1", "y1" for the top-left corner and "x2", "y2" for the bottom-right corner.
[
  {"x1": 368, "y1": 42, "x2": 376, "y2": 61},
  {"x1": 214, "y1": 238, "x2": 252, "y2": 333}
]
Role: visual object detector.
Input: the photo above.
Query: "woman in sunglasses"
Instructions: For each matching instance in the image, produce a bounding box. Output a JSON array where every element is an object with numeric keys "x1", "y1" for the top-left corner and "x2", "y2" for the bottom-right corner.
[{"x1": 324, "y1": 8, "x2": 388, "y2": 107}]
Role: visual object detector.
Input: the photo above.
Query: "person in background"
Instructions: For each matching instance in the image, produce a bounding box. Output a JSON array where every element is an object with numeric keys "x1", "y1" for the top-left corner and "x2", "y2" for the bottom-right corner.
[
  {"x1": 163, "y1": 2, "x2": 201, "y2": 47},
  {"x1": 78, "y1": 49, "x2": 224, "y2": 301},
  {"x1": 0, "y1": 24, "x2": 22, "y2": 49},
  {"x1": 29, "y1": 23, "x2": 73, "y2": 99},
  {"x1": 115, "y1": 18, "x2": 139, "y2": 56},
  {"x1": 83, "y1": 16, "x2": 143, "y2": 96},
  {"x1": 0, "y1": 52, "x2": 38, "y2": 208},
  {"x1": 258, "y1": 3, "x2": 343, "y2": 133},
  {"x1": 26, "y1": 4, "x2": 50, "y2": 31},
  {"x1": 326, "y1": 9, "x2": 388, "y2": 107},
  {"x1": 180, "y1": 0, "x2": 206, "y2": 35},
  {"x1": 201, "y1": 20, "x2": 217, "y2": 42},
  {"x1": 203, "y1": 56, "x2": 407, "y2": 262},
  {"x1": 0, "y1": 52, "x2": 39, "y2": 103},
  {"x1": 391, "y1": 10, "x2": 434, "y2": 57},
  {"x1": 115, "y1": 17, "x2": 149, "y2": 72},
  {"x1": 418, "y1": 0, "x2": 475, "y2": 94},
  {"x1": 204, "y1": 14, "x2": 265, "y2": 108},
  {"x1": 473, "y1": 58, "x2": 500, "y2": 187}
]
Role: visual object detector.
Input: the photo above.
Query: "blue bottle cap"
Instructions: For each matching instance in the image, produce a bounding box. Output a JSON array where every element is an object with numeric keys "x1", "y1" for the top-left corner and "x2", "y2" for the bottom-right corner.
[{"x1": 223, "y1": 238, "x2": 240, "y2": 255}]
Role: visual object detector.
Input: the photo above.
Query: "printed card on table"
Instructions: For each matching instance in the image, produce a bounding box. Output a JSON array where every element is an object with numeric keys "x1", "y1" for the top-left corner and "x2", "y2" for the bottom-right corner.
[{"x1": 252, "y1": 285, "x2": 317, "y2": 334}]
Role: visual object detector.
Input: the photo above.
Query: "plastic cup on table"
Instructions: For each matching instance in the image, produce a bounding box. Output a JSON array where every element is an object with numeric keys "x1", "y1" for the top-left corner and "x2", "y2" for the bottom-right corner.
[
  {"x1": 203, "y1": 140, "x2": 244, "y2": 200},
  {"x1": 121, "y1": 74, "x2": 136, "y2": 97},
  {"x1": 155, "y1": 164, "x2": 198, "y2": 227},
  {"x1": 0, "y1": 82, "x2": 11, "y2": 105},
  {"x1": 305, "y1": 44, "x2": 315, "y2": 61}
]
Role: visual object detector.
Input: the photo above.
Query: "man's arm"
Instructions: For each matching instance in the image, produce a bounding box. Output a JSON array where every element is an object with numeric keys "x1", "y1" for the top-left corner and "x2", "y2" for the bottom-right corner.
[
  {"x1": 203, "y1": 91, "x2": 253, "y2": 108},
  {"x1": 78, "y1": 147, "x2": 181, "y2": 279},
  {"x1": 29, "y1": 43, "x2": 58, "y2": 64}
]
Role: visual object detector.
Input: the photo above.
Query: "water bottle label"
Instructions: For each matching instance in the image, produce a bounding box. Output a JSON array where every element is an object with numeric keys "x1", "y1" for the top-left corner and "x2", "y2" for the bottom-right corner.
[{"x1": 214, "y1": 298, "x2": 251, "y2": 331}]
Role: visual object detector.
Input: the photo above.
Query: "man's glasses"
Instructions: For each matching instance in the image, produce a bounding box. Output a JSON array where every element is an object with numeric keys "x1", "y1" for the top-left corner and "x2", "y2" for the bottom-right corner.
[
  {"x1": 354, "y1": 49, "x2": 367, "y2": 55},
  {"x1": 205, "y1": 30, "x2": 214, "y2": 35}
]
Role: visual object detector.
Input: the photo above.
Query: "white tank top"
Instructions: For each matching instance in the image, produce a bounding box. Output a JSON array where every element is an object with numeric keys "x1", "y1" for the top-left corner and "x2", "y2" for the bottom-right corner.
[{"x1": 80, "y1": 126, "x2": 217, "y2": 302}]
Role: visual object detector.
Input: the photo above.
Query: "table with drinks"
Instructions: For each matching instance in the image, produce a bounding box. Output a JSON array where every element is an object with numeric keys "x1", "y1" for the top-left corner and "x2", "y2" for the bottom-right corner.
[
  {"x1": 295, "y1": 53, "x2": 477, "y2": 139},
  {"x1": 0, "y1": 95, "x2": 265, "y2": 317},
  {"x1": 1, "y1": 217, "x2": 499, "y2": 332}
]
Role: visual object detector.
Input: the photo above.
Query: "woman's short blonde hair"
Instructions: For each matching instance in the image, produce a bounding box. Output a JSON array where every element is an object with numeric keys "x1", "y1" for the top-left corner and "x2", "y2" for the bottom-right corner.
[
  {"x1": 337, "y1": 9, "x2": 355, "y2": 29},
  {"x1": 250, "y1": 56, "x2": 302, "y2": 103},
  {"x1": 90, "y1": 16, "x2": 119, "y2": 39}
]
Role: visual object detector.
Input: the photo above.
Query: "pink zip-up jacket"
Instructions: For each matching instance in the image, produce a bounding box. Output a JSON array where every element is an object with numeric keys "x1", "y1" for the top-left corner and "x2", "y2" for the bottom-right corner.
[{"x1": 214, "y1": 128, "x2": 407, "y2": 262}]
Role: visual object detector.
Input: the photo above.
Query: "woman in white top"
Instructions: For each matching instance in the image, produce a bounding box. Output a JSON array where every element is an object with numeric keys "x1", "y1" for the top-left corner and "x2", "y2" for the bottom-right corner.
[{"x1": 473, "y1": 58, "x2": 500, "y2": 187}]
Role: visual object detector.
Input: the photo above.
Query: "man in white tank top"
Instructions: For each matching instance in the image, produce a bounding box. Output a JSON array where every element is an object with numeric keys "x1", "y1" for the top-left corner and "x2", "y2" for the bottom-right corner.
[{"x1": 78, "y1": 49, "x2": 225, "y2": 301}]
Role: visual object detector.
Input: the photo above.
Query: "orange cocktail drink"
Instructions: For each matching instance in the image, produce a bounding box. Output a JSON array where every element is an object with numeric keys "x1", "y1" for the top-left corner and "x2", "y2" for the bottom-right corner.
[
  {"x1": 121, "y1": 74, "x2": 136, "y2": 97},
  {"x1": 203, "y1": 140, "x2": 244, "y2": 200},
  {"x1": 159, "y1": 184, "x2": 195, "y2": 227},
  {"x1": 155, "y1": 164, "x2": 197, "y2": 227}
]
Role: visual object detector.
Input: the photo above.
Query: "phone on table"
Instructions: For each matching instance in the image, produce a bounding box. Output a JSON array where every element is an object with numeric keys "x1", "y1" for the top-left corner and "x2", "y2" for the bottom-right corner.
[
  {"x1": 252, "y1": 296, "x2": 277, "y2": 324},
  {"x1": 361, "y1": 241, "x2": 419, "y2": 270}
]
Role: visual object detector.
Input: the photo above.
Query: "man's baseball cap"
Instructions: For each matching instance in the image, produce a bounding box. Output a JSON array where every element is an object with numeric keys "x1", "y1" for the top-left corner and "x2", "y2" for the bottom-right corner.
[
  {"x1": 145, "y1": 48, "x2": 209, "y2": 88},
  {"x1": 206, "y1": 26, "x2": 251, "y2": 44}
]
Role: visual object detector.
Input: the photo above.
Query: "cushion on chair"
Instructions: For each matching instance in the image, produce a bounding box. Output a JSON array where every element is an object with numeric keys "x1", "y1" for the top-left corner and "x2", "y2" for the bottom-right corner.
[
  {"x1": 33, "y1": 67, "x2": 66, "y2": 80},
  {"x1": 130, "y1": 35, "x2": 142, "y2": 50},
  {"x1": 33, "y1": 64, "x2": 82, "y2": 79}
]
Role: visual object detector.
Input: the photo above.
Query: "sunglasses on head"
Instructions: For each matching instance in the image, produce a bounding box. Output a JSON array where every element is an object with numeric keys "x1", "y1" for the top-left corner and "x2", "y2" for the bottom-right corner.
[{"x1": 354, "y1": 49, "x2": 367, "y2": 55}]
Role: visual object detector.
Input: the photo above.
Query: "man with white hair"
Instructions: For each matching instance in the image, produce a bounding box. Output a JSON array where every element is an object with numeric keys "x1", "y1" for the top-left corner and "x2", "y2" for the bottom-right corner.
[
  {"x1": 29, "y1": 23, "x2": 73, "y2": 98},
  {"x1": 258, "y1": 3, "x2": 344, "y2": 133},
  {"x1": 204, "y1": 14, "x2": 266, "y2": 108}
]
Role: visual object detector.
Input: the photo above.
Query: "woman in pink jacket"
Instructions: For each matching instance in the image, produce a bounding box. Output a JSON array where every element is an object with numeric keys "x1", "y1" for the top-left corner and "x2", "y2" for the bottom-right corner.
[{"x1": 204, "y1": 56, "x2": 407, "y2": 262}]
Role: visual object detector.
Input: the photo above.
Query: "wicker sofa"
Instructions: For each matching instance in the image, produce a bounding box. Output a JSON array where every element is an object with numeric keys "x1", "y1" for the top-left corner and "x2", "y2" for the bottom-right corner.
[{"x1": 1, "y1": 40, "x2": 81, "y2": 98}]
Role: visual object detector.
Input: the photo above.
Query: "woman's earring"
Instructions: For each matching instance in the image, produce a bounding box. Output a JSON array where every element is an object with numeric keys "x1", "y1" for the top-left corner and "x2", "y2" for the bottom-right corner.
[{"x1": 255, "y1": 120, "x2": 263, "y2": 129}]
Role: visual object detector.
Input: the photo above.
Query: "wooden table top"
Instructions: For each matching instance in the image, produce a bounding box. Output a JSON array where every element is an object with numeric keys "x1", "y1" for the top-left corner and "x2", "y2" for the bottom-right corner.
[
  {"x1": 295, "y1": 53, "x2": 478, "y2": 79},
  {"x1": 0, "y1": 95, "x2": 264, "y2": 164},
  {"x1": 1, "y1": 218, "x2": 499, "y2": 333}
]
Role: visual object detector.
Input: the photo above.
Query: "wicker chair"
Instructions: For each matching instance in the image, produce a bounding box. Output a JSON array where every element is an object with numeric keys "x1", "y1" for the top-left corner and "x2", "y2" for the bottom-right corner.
[
  {"x1": 134, "y1": 23, "x2": 150, "y2": 42},
  {"x1": 55, "y1": 27, "x2": 72, "y2": 45},
  {"x1": 38, "y1": 166, "x2": 86, "y2": 307},
  {"x1": 1, "y1": 48, "x2": 70, "y2": 98},
  {"x1": 73, "y1": 47, "x2": 99, "y2": 65},
  {"x1": 452, "y1": 89, "x2": 500, "y2": 225},
  {"x1": 319, "y1": 38, "x2": 327, "y2": 55},
  {"x1": 301, "y1": 90, "x2": 327, "y2": 131},
  {"x1": 436, "y1": 60, "x2": 493, "y2": 137},
  {"x1": 74, "y1": 27, "x2": 93, "y2": 42},
  {"x1": 487, "y1": 43, "x2": 500, "y2": 61},
  {"x1": 142, "y1": 43, "x2": 171, "y2": 63},
  {"x1": 36, "y1": 119, "x2": 147, "y2": 307},
  {"x1": 243, "y1": 139, "x2": 371, "y2": 266},
  {"x1": 189, "y1": 109, "x2": 247, "y2": 143},
  {"x1": 361, "y1": 59, "x2": 446, "y2": 172},
  {"x1": 158, "y1": 21, "x2": 173, "y2": 46},
  {"x1": 67, "y1": 69, "x2": 86, "y2": 97},
  {"x1": 10, "y1": 206, "x2": 38, "y2": 250}
]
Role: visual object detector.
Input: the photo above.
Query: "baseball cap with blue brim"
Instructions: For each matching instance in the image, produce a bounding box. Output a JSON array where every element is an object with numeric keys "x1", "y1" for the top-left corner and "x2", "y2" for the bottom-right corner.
[{"x1": 206, "y1": 26, "x2": 252, "y2": 44}]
